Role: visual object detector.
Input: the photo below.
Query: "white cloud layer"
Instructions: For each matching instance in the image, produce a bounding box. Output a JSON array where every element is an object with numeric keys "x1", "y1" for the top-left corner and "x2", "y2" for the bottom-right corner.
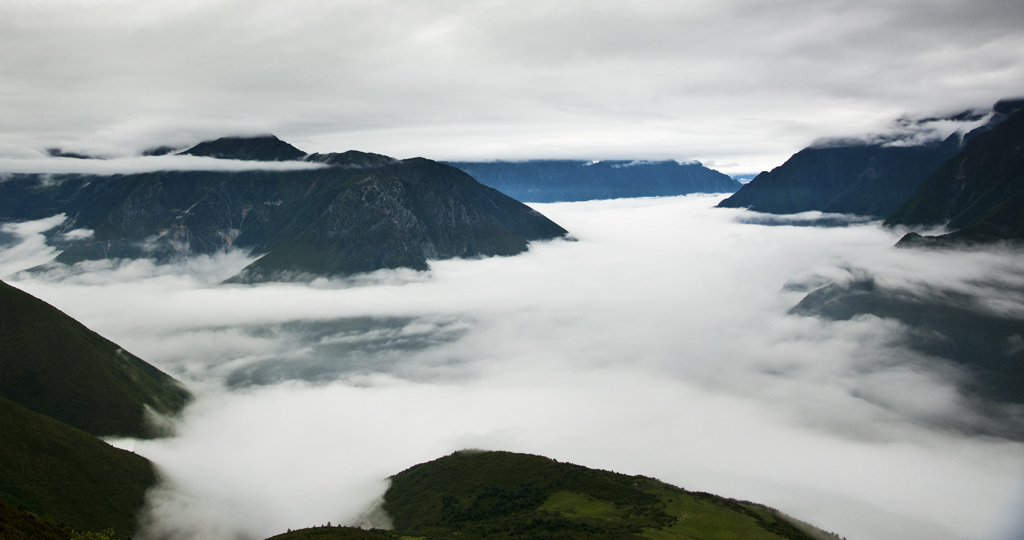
[
  {"x1": 5, "y1": 196, "x2": 1024, "y2": 540},
  {"x1": 0, "y1": 155, "x2": 326, "y2": 175},
  {"x1": 0, "y1": 1, "x2": 1022, "y2": 173}
]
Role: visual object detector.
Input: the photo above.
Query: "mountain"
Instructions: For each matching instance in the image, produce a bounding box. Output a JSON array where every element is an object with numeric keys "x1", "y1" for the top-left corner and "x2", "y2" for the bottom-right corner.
[
  {"x1": 0, "y1": 138, "x2": 568, "y2": 283},
  {"x1": 269, "y1": 450, "x2": 839, "y2": 540},
  {"x1": 0, "y1": 397, "x2": 156, "y2": 538},
  {"x1": 717, "y1": 99, "x2": 1024, "y2": 219},
  {"x1": 0, "y1": 278, "x2": 190, "y2": 439},
  {"x1": 716, "y1": 135, "x2": 962, "y2": 216},
  {"x1": 445, "y1": 160, "x2": 741, "y2": 203},
  {"x1": 884, "y1": 107, "x2": 1024, "y2": 243},
  {"x1": 180, "y1": 135, "x2": 306, "y2": 161}
]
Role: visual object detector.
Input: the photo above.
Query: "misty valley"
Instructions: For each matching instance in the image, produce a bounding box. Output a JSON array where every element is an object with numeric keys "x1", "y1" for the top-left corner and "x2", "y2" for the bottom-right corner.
[{"x1": 2, "y1": 101, "x2": 1024, "y2": 540}]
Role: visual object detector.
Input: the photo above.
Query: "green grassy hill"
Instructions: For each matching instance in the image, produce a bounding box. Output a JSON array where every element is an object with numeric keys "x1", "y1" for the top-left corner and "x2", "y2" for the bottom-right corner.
[
  {"x1": 268, "y1": 450, "x2": 839, "y2": 540},
  {"x1": 0, "y1": 397, "x2": 156, "y2": 538},
  {"x1": 0, "y1": 278, "x2": 190, "y2": 439}
]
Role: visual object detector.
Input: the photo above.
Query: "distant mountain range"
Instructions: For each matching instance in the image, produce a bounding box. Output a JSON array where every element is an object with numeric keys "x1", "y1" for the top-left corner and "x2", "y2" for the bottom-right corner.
[
  {"x1": 0, "y1": 136, "x2": 568, "y2": 283},
  {"x1": 446, "y1": 160, "x2": 741, "y2": 203},
  {"x1": 718, "y1": 99, "x2": 1024, "y2": 243}
]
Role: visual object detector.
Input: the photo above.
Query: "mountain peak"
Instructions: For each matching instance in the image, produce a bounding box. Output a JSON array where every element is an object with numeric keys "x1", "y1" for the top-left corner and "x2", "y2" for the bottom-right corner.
[{"x1": 180, "y1": 135, "x2": 306, "y2": 161}]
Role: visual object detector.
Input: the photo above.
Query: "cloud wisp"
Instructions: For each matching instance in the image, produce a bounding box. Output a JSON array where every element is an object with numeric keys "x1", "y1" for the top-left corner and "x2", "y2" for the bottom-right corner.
[{"x1": 5, "y1": 195, "x2": 1024, "y2": 540}]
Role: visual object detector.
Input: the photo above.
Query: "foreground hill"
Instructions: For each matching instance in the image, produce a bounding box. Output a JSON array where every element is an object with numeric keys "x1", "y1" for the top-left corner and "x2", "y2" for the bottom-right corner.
[
  {"x1": 269, "y1": 450, "x2": 838, "y2": 540},
  {"x1": 446, "y1": 160, "x2": 741, "y2": 203},
  {"x1": 0, "y1": 136, "x2": 568, "y2": 282},
  {"x1": 0, "y1": 398, "x2": 155, "y2": 538},
  {"x1": 0, "y1": 278, "x2": 190, "y2": 439},
  {"x1": 885, "y1": 107, "x2": 1024, "y2": 243}
]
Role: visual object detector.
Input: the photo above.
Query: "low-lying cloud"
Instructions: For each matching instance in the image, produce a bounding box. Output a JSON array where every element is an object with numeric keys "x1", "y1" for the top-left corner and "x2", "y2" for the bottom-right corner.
[
  {"x1": 0, "y1": 155, "x2": 326, "y2": 175},
  {"x1": 5, "y1": 196, "x2": 1024, "y2": 540}
]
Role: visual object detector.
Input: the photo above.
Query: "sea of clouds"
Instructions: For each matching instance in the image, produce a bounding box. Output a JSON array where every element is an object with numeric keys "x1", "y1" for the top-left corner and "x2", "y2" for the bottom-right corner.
[{"x1": 3, "y1": 195, "x2": 1023, "y2": 540}]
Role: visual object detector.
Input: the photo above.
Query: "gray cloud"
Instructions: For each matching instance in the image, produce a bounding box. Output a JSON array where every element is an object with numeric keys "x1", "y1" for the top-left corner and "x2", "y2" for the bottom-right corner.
[
  {"x1": 6, "y1": 195, "x2": 1024, "y2": 540},
  {"x1": 0, "y1": 1, "x2": 1022, "y2": 174}
]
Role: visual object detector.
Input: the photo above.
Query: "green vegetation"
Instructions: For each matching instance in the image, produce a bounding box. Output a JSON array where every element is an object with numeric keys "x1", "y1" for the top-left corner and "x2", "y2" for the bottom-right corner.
[
  {"x1": 0, "y1": 498, "x2": 74, "y2": 540},
  {"x1": 0, "y1": 398, "x2": 156, "y2": 538},
  {"x1": 0, "y1": 278, "x2": 190, "y2": 439},
  {"x1": 267, "y1": 451, "x2": 839, "y2": 540},
  {"x1": 381, "y1": 450, "x2": 833, "y2": 540}
]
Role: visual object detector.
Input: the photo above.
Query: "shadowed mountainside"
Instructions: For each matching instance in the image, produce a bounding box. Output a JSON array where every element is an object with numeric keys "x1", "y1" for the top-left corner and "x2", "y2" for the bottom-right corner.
[
  {"x1": 0, "y1": 137, "x2": 568, "y2": 283},
  {"x1": 0, "y1": 498, "x2": 76, "y2": 540},
  {"x1": 716, "y1": 135, "x2": 962, "y2": 216},
  {"x1": 0, "y1": 398, "x2": 156, "y2": 538},
  {"x1": 886, "y1": 107, "x2": 1024, "y2": 244},
  {"x1": 717, "y1": 100, "x2": 1024, "y2": 219},
  {"x1": 0, "y1": 278, "x2": 190, "y2": 439}
]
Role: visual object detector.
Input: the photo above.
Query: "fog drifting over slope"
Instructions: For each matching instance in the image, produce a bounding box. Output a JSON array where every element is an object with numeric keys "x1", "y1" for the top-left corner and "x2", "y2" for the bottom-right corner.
[{"x1": 4, "y1": 196, "x2": 1024, "y2": 540}]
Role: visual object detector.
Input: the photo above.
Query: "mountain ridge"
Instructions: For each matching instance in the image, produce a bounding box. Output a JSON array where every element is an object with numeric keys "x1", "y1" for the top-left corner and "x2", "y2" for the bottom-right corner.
[
  {"x1": 717, "y1": 99, "x2": 1024, "y2": 219},
  {"x1": 0, "y1": 137, "x2": 569, "y2": 283},
  {"x1": 885, "y1": 107, "x2": 1024, "y2": 242},
  {"x1": 0, "y1": 278, "x2": 190, "y2": 439},
  {"x1": 446, "y1": 159, "x2": 741, "y2": 203}
]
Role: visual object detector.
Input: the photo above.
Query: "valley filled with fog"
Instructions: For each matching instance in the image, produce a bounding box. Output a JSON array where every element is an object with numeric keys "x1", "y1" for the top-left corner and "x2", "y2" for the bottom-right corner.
[{"x1": 3, "y1": 195, "x2": 1023, "y2": 540}]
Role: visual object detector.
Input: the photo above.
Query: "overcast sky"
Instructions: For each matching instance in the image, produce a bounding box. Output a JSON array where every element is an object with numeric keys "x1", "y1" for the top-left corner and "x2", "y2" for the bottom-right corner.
[{"x1": 1, "y1": 0, "x2": 1023, "y2": 174}]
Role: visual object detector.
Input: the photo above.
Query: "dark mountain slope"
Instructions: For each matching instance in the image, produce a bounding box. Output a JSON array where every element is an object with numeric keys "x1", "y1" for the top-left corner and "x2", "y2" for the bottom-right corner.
[
  {"x1": 446, "y1": 160, "x2": 741, "y2": 203},
  {"x1": 885, "y1": 108, "x2": 1024, "y2": 242},
  {"x1": 0, "y1": 278, "x2": 190, "y2": 438},
  {"x1": 717, "y1": 136, "x2": 961, "y2": 216},
  {"x1": 0, "y1": 498, "x2": 76, "y2": 540},
  {"x1": 0, "y1": 138, "x2": 567, "y2": 282},
  {"x1": 0, "y1": 397, "x2": 155, "y2": 538}
]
